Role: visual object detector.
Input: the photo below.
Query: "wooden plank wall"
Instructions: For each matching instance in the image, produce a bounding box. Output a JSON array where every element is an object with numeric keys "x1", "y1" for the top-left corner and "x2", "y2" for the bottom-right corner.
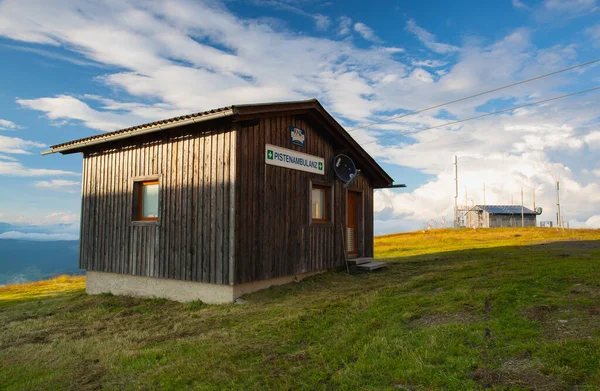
[
  {"x1": 80, "y1": 121, "x2": 236, "y2": 285},
  {"x1": 489, "y1": 214, "x2": 537, "y2": 228},
  {"x1": 234, "y1": 115, "x2": 374, "y2": 284}
]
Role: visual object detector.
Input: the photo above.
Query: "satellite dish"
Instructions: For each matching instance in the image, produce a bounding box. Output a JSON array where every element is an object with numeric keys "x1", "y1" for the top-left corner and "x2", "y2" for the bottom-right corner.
[
  {"x1": 333, "y1": 154, "x2": 356, "y2": 183},
  {"x1": 536, "y1": 207, "x2": 543, "y2": 215}
]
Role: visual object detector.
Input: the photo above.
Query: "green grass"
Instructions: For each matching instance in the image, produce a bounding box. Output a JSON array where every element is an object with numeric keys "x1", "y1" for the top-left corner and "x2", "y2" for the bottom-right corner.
[{"x1": 1, "y1": 228, "x2": 599, "y2": 390}]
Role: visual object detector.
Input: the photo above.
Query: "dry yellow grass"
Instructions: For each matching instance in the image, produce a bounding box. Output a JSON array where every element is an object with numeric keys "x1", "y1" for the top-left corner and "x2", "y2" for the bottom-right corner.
[
  {"x1": 375, "y1": 227, "x2": 600, "y2": 258},
  {"x1": 0, "y1": 275, "x2": 85, "y2": 302}
]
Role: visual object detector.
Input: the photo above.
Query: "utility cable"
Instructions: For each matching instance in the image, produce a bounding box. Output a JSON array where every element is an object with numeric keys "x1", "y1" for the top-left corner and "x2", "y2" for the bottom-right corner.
[
  {"x1": 347, "y1": 57, "x2": 600, "y2": 133},
  {"x1": 359, "y1": 86, "x2": 600, "y2": 146}
]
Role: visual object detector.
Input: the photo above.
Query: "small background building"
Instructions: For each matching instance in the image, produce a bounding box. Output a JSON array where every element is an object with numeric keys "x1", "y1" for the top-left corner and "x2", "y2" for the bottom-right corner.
[
  {"x1": 464, "y1": 205, "x2": 538, "y2": 228},
  {"x1": 45, "y1": 99, "x2": 393, "y2": 303}
]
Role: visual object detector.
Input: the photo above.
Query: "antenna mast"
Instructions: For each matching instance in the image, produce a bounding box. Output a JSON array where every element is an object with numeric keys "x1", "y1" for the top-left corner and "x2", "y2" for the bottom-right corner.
[
  {"x1": 483, "y1": 183, "x2": 486, "y2": 208},
  {"x1": 556, "y1": 181, "x2": 561, "y2": 228},
  {"x1": 454, "y1": 155, "x2": 458, "y2": 229},
  {"x1": 521, "y1": 187, "x2": 524, "y2": 227}
]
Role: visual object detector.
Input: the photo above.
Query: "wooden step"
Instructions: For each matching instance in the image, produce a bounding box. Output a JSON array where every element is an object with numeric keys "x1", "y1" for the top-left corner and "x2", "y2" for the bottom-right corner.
[
  {"x1": 346, "y1": 257, "x2": 373, "y2": 266},
  {"x1": 357, "y1": 261, "x2": 387, "y2": 271}
]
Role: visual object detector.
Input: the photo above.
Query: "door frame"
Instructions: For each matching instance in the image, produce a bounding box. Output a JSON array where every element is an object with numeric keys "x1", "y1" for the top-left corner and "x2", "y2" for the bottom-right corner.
[{"x1": 346, "y1": 189, "x2": 363, "y2": 257}]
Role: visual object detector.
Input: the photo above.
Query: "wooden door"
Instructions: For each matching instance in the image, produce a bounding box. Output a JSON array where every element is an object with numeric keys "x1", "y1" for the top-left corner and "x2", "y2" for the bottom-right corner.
[{"x1": 347, "y1": 191, "x2": 359, "y2": 255}]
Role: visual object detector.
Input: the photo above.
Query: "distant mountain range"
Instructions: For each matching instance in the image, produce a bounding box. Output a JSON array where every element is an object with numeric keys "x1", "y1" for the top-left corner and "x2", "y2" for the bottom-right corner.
[
  {"x1": 0, "y1": 239, "x2": 82, "y2": 285},
  {"x1": 0, "y1": 222, "x2": 82, "y2": 285},
  {"x1": 0, "y1": 222, "x2": 14, "y2": 233}
]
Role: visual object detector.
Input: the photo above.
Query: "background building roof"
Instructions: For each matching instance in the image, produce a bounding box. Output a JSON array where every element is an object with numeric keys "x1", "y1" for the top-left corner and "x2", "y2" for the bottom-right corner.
[{"x1": 476, "y1": 205, "x2": 537, "y2": 215}]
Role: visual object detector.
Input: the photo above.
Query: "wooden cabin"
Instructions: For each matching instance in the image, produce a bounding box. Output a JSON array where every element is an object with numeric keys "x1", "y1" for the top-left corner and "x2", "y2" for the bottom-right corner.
[{"x1": 44, "y1": 99, "x2": 393, "y2": 303}]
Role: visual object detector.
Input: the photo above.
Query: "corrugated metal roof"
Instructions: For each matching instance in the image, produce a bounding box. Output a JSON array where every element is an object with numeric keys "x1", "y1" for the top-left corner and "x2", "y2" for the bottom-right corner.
[
  {"x1": 476, "y1": 205, "x2": 536, "y2": 215},
  {"x1": 49, "y1": 106, "x2": 234, "y2": 150}
]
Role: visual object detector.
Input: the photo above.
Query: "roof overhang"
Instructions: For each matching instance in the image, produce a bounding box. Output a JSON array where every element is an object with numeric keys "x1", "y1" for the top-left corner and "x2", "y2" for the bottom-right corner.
[
  {"x1": 42, "y1": 108, "x2": 236, "y2": 155},
  {"x1": 43, "y1": 99, "x2": 394, "y2": 188}
]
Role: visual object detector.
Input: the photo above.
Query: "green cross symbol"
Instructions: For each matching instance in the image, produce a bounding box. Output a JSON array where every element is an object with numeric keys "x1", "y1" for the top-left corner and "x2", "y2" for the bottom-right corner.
[
  {"x1": 267, "y1": 150, "x2": 273, "y2": 160},
  {"x1": 318, "y1": 162, "x2": 323, "y2": 171}
]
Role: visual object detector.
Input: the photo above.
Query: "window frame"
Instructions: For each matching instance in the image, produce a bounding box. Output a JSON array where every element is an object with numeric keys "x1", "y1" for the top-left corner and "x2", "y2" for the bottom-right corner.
[
  {"x1": 135, "y1": 179, "x2": 160, "y2": 222},
  {"x1": 311, "y1": 183, "x2": 331, "y2": 223}
]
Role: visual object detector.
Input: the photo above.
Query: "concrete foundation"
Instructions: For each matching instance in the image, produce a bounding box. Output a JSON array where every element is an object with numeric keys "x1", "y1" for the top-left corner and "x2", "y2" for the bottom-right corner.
[{"x1": 86, "y1": 270, "x2": 323, "y2": 304}]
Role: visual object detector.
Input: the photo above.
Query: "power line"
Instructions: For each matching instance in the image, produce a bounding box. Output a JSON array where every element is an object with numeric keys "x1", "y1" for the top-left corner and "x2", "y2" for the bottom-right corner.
[
  {"x1": 347, "y1": 57, "x2": 600, "y2": 133},
  {"x1": 359, "y1": 86, "x2": 600, "y2": 146}
]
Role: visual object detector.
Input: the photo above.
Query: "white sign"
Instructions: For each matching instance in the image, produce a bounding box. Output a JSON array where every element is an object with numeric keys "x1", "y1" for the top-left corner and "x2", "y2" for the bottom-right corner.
[{"x1": 265, "y1": 144, "x2": 325, "y2": 175}]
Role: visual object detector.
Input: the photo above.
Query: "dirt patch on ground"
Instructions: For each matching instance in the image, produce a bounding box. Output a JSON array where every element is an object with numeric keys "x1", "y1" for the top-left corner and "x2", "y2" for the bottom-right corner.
[
  {"x1": 470, "y1": 359, "x2": 566, "y2": 391},
  {"x1": 524, "y1": 305, "x2": 558, "y2": 322},
  {"x1": 524, "y1": 305, "x2": 600, "y2": 340},
  {"x1": 545, "y1": 315, "x2": 600, "y2": 340},
  {"x1": 408, "y1": 312, "x2": 482, "y2": 328},
  {"x1": 569, "y1": 284, "x2": 600, "y2": 297}
]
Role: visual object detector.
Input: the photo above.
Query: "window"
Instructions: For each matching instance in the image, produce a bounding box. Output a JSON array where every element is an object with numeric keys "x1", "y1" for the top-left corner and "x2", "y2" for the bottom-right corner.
[
  {"x1": 136, "y1": 180, "x2": 159, "y2": 221},
  {"x1": 311, "y1": 184, "x2": 329, "y2": 222}
]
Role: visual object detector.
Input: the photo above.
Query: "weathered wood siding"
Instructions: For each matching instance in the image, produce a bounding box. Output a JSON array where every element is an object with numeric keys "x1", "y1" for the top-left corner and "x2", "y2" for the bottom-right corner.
[
  {"x1": 234, "y1": 115, "x2": 374, "y2": 284},
  {"x1": 80, "y1": 121, "x2": 236, "y2": 285},
  {"x1": 488, "y1": 213, "x2": 537, "y2": 228}
]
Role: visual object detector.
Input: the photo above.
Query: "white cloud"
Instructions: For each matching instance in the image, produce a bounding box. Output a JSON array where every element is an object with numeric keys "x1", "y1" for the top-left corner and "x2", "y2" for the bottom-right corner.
[
  {"x1": 313, "y1": 14, "x2": 330, "y2": 30},
  {"x1": 42, "y1": 211, "x2": 80, "y2": 225},
  {"x1": 0, "y1": 118, "x2": 21, "y2": 130},
  {"x1": 1, "y1": 0, "x2": 409, "y2": 124},
  {"x1": 543, "y1": 0, "x2": 597, "y2": 12},
  {"x1": 34, "y1": 179, "x2": 81, "y2": 192},
  {"x1": 586, "y1": 24, "x2": 600, "y2": 46},
  {"x1": 382, "y1": 47, "x2": 405, "y2": 54},
  {"x1": 583, "y1": 215, "x2": 600, "y2": 227},
  {"x1": 537, "y1": 0, "x2": 599, "y2": 19},
  {"x1": 0, "y1": 134, "x2": 45, "y2": 154},
  {"x1": 405, "y1": 19, "x2": 460, "y2": 54},
  {"x1": 250, "y1": 0, "x2": 330, "y2": 30},
  {"x1": 0, "y1": 161, "x2": 79, "y2": 177},
  {"x1": 353, "y1": 22, "x2": 382, "y2": 43},
  {"x1": 0, "y1": 43, "x2": 105, "y2": 68},
  {"x1": 2, "y1": 211, "x2": 80, "y2": 226},
  {"x1": 0, "y1": 231, "x2": 78, "y2": 241},
  {"x1": 513, "y1": 0, "x2": 530, "y2": 10},
  {"x1": 0, "y1": 211, "x2": 81, "y2": 242},
  {"x1": 0, "y1": 154, "x2": 18, "y2": 161},
  {"x1": 16, "y1": 95, "x2": 141, "y2": 132},
  {"x1": 584, "y1": 131, "x2": 600, "y2": 148},
  {"x1": 373, "y1": 150, "x2": 600, "y2": 229},
  {"x1": 365, "y1": 91, "x2": 600, "y2": 228},
  {"x1": 412, "y1": 59, "x2": 447, "y2": 68},
  {"x1": 0, "y1": 119, "x2": 20, "y2": 130},
  {"x1": 410, "y1": 68, "x2": 435, "y2": 83},
  {"x1": 337, "y1": 16, "x2": 352, "y2": 36}
]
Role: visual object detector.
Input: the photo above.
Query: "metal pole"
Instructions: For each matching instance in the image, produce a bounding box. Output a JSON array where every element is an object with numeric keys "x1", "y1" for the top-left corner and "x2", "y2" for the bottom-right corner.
[
  {"x1": 521, "y1": 187, "x2": 524, "y2": 227},
  {"x1": 454, "y1": 155, "x2": 458, "y2": 229},
  {"x1": 533, "y1": 188, "x2": 537, "y2": 228},
  {"x1": 556, "y1": 181, "x2": 561, "y2": 228},
  {"x1": 483, "y1": 183, "x2": 487, "y2": 228},
  {"x1": 483, "y1": 183, "x2": 486, "y2": 208}
]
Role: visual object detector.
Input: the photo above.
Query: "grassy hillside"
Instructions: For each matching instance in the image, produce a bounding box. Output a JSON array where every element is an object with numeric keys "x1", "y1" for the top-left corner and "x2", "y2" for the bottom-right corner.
[{"x1": 1, "y1": 228, "x2": 599, "y2": 390}]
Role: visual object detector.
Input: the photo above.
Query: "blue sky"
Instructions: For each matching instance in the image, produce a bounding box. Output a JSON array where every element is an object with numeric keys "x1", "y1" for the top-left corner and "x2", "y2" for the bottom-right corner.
[{"x1": 0, "y1": 0, "x2": 599, "y2": 238}]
